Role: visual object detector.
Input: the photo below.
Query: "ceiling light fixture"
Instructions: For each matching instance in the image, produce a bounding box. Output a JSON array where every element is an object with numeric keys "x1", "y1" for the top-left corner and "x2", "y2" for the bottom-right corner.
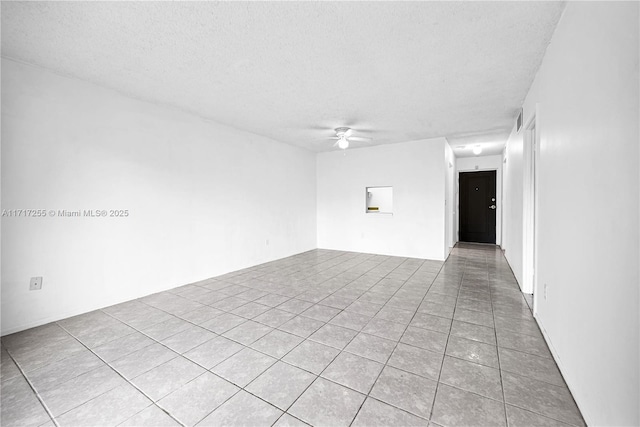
[
  {"x1": 337, "y1": 136, "x2": 349, "y2": 150},
  {"x1": 472, "y1": 145, "x2": 482, "y2": 155}
]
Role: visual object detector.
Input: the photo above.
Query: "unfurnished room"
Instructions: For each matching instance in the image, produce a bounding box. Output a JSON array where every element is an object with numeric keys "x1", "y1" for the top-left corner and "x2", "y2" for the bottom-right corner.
[{"x1": 1, "y1": 2, "x2": 638, "y2": 427}]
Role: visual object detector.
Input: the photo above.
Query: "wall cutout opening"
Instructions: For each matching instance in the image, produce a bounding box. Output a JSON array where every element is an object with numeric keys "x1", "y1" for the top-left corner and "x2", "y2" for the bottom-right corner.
[{"x1": 366, "y1": 187, "x2": 393, "y2": 214}]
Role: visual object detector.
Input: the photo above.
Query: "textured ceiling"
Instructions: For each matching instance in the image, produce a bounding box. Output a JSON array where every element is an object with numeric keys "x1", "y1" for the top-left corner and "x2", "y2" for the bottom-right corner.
[{"x1": 1, "y1": 1, "x2": 565, "y2": 156}]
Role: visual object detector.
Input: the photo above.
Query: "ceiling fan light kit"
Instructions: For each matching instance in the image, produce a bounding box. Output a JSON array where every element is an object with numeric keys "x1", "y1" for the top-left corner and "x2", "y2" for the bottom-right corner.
[
  {"x1": 337, "y1": 136, "x2": 349, "y2": 149},
  {"x1": 329, "y1": 127, "x2": 371, "y2": 150}
]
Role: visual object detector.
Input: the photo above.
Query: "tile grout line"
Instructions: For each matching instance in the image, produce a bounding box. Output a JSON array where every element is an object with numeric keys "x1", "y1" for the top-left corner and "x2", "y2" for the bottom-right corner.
[
  {"x1": 345, "y1": 257, "x2": 447, "y2": 426},
  {"x1": 425, "y1": 250, "x2": 467, "y2": 423},
  {"x1": 54, "y1": 322, "x2": 188, "y2": 427},
  {"x1": 175, "y1": 251, "x2": 395, "y2": 426},
  {"x1": 2, "y1": 345, "x2": 61, "y2": 427}
]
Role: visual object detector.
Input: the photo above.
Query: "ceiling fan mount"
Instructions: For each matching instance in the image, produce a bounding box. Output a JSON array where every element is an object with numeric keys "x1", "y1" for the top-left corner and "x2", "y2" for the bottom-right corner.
[{"x1": 334, "y1": 127, "x2": 353, "y2": 138}]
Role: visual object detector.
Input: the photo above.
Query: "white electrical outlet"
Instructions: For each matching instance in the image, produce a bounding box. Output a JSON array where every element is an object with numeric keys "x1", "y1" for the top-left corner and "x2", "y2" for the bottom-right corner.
[
  {"x1": 266, "y1": 239, "x2": 269, "y2": 246},
  {"x1": 30, "y1": 277, "x2": 43, "y2": 291},
  {"x1": 544, "y1": 283, "x2": 548, "y2": 300}
]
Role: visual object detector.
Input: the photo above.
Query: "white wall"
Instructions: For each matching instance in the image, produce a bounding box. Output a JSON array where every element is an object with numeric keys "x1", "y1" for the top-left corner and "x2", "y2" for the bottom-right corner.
[
  {"x1": 444, "y1": 143, "x2": 456, "y2": 254},
  {"x1": 456, "y1": 155, "x2": 503, "y2": 246},
  {"x1": 503, "y1": 128, "x2": 525, "y2": 286},
  {"x1": 502, "y1": 3, "x2": 639, "y2": 425},
  {"x1": 317, "y1": 139, "x2": 446, "y2": 260},
  {"x1": 1, "y1": 59, "x2": 317, "y2": 335}
]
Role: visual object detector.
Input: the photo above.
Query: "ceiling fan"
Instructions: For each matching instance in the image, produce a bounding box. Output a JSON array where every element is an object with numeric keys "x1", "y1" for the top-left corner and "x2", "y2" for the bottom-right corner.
[{"x1": 328, "y1": 127, "x2": 372, "y2": 150}]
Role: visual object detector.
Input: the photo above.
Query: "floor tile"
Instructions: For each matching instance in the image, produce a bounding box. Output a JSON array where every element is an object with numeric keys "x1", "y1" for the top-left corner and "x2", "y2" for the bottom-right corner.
[
  {"x1": 273, "y1": 413, "x2": 310, "y2": 427},
  {"x1": 158, "y1": 372, "x2": 239, "y2": 426},
  {"x1": 456, "y1": 297, "x2": 493, "y2": 314},
  {"x1": 277, "y1": 299, "x2": 313, "y2": 315},
  {"x1": 196, "y1": 390, "x2": 282, "y2": 426},
  {"x1": 132, "y1": 357, "x2": 205, "y2": 402},
  {"x1": 506, "y1": 404, "x2": 574, "y2": 427},
  {"x1": 210, "y1": 296, "x2": 248, "y2": 312},
  {"x1": 40, "y1": 365, "x2": 126, "y2": 416},
  {"x1": 26, "y1": 350, "x2": 104, "y2": 396},
  {"x1": 502, "y1": 372, "x2": 584, "y2": 426},
  {"x1": 321, "y1": 352, "x2": 383, "y2": 393},
  {"x1": 453, "y1": 308, "x2": 495, "y2": 328},
  {"x1": 254, "y1": 308, "x2": 297, "y2": 328},
  {"x1": 362, "y1": 318, "x2": 407, "y2": 341},
  {"x1": 439, "y1": 356, "x2": 503, "y2": 401},
  {"x1": 0, "y1": 348, "x2": 21, "y2": 382},
  {"x1": 56, "y1": 383, "x2": 150, "y2": 427},
  {"x1": 410, "y1": 313, "x2": 452, "y2": 334},
  {"x1": 103, "y1": 301, "x2": 174, "y2": 330},
  {"x1": 183, "y1": 336, "x2": 244, "y2": 369},
  {"x1": 329, "y1": 311, "x2": 372, "y2": 331},
  {"x1": 431, "y1": 383, "x2": 506, "y2": 427},
  {"x1": 246, "y1": 361, "x2": 316, "y2": 410},
  {"x1": 387, "y1": 343, "x2": 443, "y2": 381},
  {"x1": 494, "y1": 314, "x2": 542, "y2": 337},
  {"x1": 120, "y1": 405, "x2": 181, "y2": 426},
  {"x1": 345, "y1": 333, "x2": 396, "y2": 363},
  {"x1": 499, "y1": 347, "x2": 565, "y2": 387},
  {"x1": 288, "y1": 377, "x2": 365, "y2": 427},
  {"x1": 92, "y1": 332, "x2": 155, "y2": 363},
  {"x1": 319, "y1": 295, "x2": 354, "y2": 310},
  {"x1": 445, "y1": 336, "x2": 499, "y2": 368},
  {"x1": 249, "y1": 330, "x2": 303, "y2": 358},
  {"x1": 178, "y1": 306, "x2": 224, "y2": 325},
  {"x1": 4, "y1": 247, "x2": 584, "y2": 426},
  {"x1": 1, "y1": 375, "x2": 51, "y2": 427},
  {"x1": 278, "y1": 316, "x2": 324, "y2": 338},
  {"x1": 162, "y1": 326, "x2": 217, "y2": 354},
  {"x1": 230, "y1": 302, "x2": 272, "y2": 319},
  {"x1": 345, "y1": 300, "x2": 383, "y2": 317},
  {"x1": 142, "y1": 316, "x2": 192, "y2": 341},
  {"x1": 370, "y1": 366, "x2": 437, "y2": 419},
  {"x1": 308, "y1": 323, "x2": 358, "y2": 350},
  {"x1": 211, "y1": 348, "x2": 276, "y2": 387},
  {"x1": 401, "y1": 326, "x2": 448, "y2": 354},
  {"x1": 200, "y1": 313, "x2": 247, "y2": 334},
  {"x1": 418, "y1": 302, "x2": 456, "y2": 319},
  {"x1": 352, "y1": 397, "x2": 429, "y2": 427},
  {"x1": 236, "y1": 289, "x2": 269, "y2": 301},
  {"x1": 450, "y1": 320, "x2": 496, "y2": 345},
  {"x1": 6, "y1": 334, "x2": 86, "y2": 374},
  {"x1": 496, "y1": 329, "x2": 552, "y2": 358},
  {"x1": 111, "y1": 343, "x2": 178, "y2": 379},
  {"x1": 254, "y1": 293, "x2": 291, "y2": 307},
  {"x1": 375, "y1": 306, "x2": 415, "y2": 325},
  {"x1": 282, "y1": 340, "x2": 339, "y2": 374},
  {"x1": 222, "y1": 320, "x2": 273, "y2": 345},
  {"x1": 300, "y1": 304, "x2": 341, "y2": 322}
]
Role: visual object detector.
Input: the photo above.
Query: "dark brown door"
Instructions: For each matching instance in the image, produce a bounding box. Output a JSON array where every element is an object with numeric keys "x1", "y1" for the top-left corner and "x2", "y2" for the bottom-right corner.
[{"x1": 459, "y1": 171, "x2": 496, "y2": 243}]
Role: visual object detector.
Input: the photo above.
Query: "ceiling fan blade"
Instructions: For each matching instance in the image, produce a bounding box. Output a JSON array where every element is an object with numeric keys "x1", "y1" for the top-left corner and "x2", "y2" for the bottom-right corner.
[{"x1": 350, "y1": 136, "x2": 373, "y2": 141}]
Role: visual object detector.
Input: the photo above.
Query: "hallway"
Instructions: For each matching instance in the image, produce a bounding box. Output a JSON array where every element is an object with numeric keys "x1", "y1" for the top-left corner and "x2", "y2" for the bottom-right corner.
[{"x1": 2, "y1": 245, "x2": 584, "y2": 426}]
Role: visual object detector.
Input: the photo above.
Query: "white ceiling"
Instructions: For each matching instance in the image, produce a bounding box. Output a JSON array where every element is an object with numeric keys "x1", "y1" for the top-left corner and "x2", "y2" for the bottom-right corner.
[{"x1": 1, "y1": 1, "x2": 564, "y2": 156}]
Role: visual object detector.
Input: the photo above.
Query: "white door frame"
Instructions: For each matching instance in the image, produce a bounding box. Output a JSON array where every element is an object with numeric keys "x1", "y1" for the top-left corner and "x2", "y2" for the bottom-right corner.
[{"x1": 522, "y1": 112, "x2": 539, "y2": 301}]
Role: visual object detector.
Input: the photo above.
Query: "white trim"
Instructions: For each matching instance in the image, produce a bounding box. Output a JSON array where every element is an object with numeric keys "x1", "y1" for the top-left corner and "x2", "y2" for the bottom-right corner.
[{"x1": 522, "y1": 109, "x2": 539, "y2": 300}]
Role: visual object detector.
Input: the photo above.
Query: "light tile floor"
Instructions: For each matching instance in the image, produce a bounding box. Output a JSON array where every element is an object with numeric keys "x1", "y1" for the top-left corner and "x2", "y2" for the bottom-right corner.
[{"x1": 1, "y1": 244, "x2": 585, "y2": 426}]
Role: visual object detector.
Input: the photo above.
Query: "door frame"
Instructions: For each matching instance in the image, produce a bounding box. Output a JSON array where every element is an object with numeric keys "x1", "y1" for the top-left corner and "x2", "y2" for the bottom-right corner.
[
  {"x1": 455, "y1": 163, "x2": 502, "y2": 246},
  {"x1": 522, "y1": 113, "x2": 539, "y2": 305}
]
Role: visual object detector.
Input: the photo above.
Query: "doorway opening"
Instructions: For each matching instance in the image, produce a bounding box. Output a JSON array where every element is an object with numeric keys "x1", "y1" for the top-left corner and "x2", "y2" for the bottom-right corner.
[{"x1": 459, "y1": 170, "x2": 497, "y2": 244}]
